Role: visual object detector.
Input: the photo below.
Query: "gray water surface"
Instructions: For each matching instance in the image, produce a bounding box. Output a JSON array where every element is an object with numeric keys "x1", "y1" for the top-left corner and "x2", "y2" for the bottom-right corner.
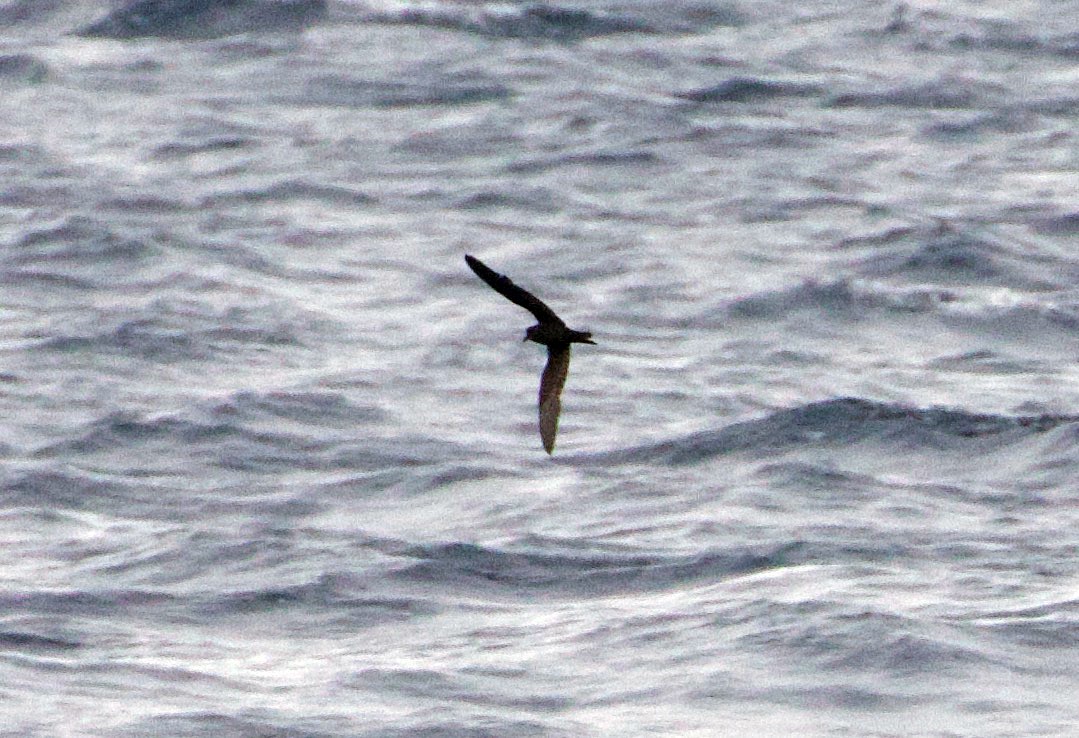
[{"x1": 2, "y1": 1, "x2": 1079, "y2": 736}]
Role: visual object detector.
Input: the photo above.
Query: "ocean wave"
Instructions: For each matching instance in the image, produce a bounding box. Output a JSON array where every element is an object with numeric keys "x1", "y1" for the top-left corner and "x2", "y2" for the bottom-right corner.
[
  {"x1": 390, "y1": 539, "x2": 802, "y2": 595},
  {"x1": 1035, "y1": 212, "x2": 1079, "y2": 236},
  {"x1": 42, "y1": 321, "x2": 210, "y2": 362},
  {"x1": 152, "y1": 136, "x2": 255, "y2": 160},
  {"x1": 33, "y1": 411, "x2": 274, "y2": 457},
  {"x1": 27, "y1": 388, "x2": 396, "y2": 477},
  {"x1": 925, "y1": 349, "x2": 1045, "y2": 376},
  {"x1": 196, "y1": 575, "x2": 433, "y2": 625},
  {"x1": 120, "y1": 712, "x2": 322, "y2": 738},
  {"x1": 727, "y1": 277, "x2": 958, "y2": 318},
  {"x1": 828, "y1": 77, "x2": 999, "y2": 110},
  {"x1": 921, "y1": 110, "x2": 1034, "y2": 139},
  {"x1": 3, "y1": 468, "x2": 130, "y2": 510},
  {"x1": 97, "y1": 194, "x2": 190, "y2": 215},
  {"x1": 299, "y1": 73, "x2": 511, "y2": 108},
  {"x1": 505, "y1": 148, "x2": 660, "y2": 174},
  {"x1": 814, "y1": 611, "x2": 993, "y2": 674},
  {"x1": 0, "y1": 588, "x2": 173, "y2": 617},
  {"x1": 0, "y1": 631, "x2": 82, "y2": 652},
  {"x1": 676, "y1": 77, "x2": 822, "y2": 104},
  {"x1": 5, "y1": 215, "x2": 153, "y2": 266},
  {"x1": 211, "y1": 389, "x2": 381, "y2": 428},
  {"x1": 369, "y1": 3, "x2": 654, "y2": 41},
  {"x1": 841, "y1": 222, "x2": 1073, "y2": 290},
  {"x1": 0, "y1": 53, "x2": 48, "y2": 84},
  {"x1": 198, "y1": 178, "x2": 376, "y2": 208},
  {"x1": 38, "y1": 298, "x2": 323, "y2": 362},
  {"x1": 207, "y1": 389, "x2": 389, "y2": 462},
  {"x1": 29, "y1": 407, "x2": 324, "y2": 479},
  {"x1": 344, "y1": 666, "x2": 576, "y2": 713},
  {"x1": 366, "y1": 1, "x2": 744, "y2": 40},
  {"x1": 966, "y1": 597, "x2": 1079, "y2": 649},
  {"x1": 77, "y1": 0, "x2": 326, "y2": 40},
  {"x1": 452, "y1": 186, "x2": 564, "y2": 213},
  {"x1": 723, "y1": 270, "x2": 1079, "y2": 338},
  {"x1": 31, "y1": 410, "x2": 289, "y2": 466},
  {"x1": 588, "y1": 398, "x2": 1076, "y2": 466},
  {"x1": 0, "y1": 0, "x2": 64, "y2": 26},
  {"x1": 879, "y1": 6, "x2": 1079, "y2": 61},
  {"x1": 1022, "y1": 95, "x2": 1079, "y2": 117}
]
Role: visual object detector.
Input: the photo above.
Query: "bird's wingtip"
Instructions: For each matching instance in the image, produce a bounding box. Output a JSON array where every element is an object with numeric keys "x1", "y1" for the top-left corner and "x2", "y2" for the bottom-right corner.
[{"x1": 464, "y1": 254, "x2": 484, "y2": 273}]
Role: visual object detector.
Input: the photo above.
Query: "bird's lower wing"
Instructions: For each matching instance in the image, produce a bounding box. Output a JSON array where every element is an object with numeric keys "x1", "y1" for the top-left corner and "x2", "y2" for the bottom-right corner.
[{"x1": 539, "y1": 346, "x2": 571, "y2": 454}]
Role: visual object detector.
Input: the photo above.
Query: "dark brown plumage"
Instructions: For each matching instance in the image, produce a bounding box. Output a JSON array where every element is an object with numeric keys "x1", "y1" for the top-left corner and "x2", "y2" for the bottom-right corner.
[{"x1": 465, "y1": 254, "x2": 595, "y2": 454}]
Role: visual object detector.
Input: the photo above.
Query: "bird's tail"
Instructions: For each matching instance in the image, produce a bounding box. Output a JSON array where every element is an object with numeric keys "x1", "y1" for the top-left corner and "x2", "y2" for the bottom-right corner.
[{"x1": 571, "y1": 330, "x2": 596, "y2": 345}]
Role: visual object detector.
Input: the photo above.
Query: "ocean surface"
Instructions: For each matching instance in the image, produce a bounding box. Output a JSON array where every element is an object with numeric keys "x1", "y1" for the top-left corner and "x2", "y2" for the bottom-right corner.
[{"x1": 2, "y1": 1, "x2": 1079, "y2": 736}]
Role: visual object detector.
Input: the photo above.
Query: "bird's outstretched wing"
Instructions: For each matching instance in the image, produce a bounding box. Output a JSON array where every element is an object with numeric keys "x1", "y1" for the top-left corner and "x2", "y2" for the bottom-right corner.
[
  {"x1": 538, "y1": 346, "x2": 571, "y2": 454},
  {"x1": 465, "y1": 254, "x2": 563, "y2": 326}
]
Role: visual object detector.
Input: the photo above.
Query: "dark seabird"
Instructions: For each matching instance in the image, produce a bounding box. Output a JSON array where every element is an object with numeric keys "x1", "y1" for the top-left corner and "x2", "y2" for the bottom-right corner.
[{"x1": 465, "y1": 254, "x2": 595, "y2": 454}]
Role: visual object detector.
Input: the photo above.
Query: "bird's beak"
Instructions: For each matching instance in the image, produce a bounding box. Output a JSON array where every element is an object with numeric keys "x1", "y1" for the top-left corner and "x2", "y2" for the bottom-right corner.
[{"x1": 522, "y1": 334, "x2": 530, "y2": 342}]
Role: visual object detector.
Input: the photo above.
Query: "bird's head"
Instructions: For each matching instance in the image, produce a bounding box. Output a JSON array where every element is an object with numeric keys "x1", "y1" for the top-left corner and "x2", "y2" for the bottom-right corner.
[{"x1": 524, "y1": 324, "x2": 541, "y2": 343}]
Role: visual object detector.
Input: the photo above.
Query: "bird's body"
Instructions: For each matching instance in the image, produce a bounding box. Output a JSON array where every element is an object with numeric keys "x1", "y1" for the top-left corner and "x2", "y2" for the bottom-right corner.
[
  {"x1": 524, "y1": 322, "x2": 594, "y2": 348},
  {"x1": 465, "y1": 254, "x2": 595, "y2": 454}
]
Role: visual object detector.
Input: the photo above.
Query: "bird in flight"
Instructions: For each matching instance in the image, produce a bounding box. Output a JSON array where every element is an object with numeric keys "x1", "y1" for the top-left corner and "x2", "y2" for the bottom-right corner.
[{"x1": 465, "y1": 254, "x2": 595, "y2": 454}]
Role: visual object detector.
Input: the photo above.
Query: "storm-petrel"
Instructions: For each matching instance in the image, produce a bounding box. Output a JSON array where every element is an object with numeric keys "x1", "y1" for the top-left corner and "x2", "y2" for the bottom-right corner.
[{"x1": 465, "y1": 254, "x2": 595, "y2": 454}]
